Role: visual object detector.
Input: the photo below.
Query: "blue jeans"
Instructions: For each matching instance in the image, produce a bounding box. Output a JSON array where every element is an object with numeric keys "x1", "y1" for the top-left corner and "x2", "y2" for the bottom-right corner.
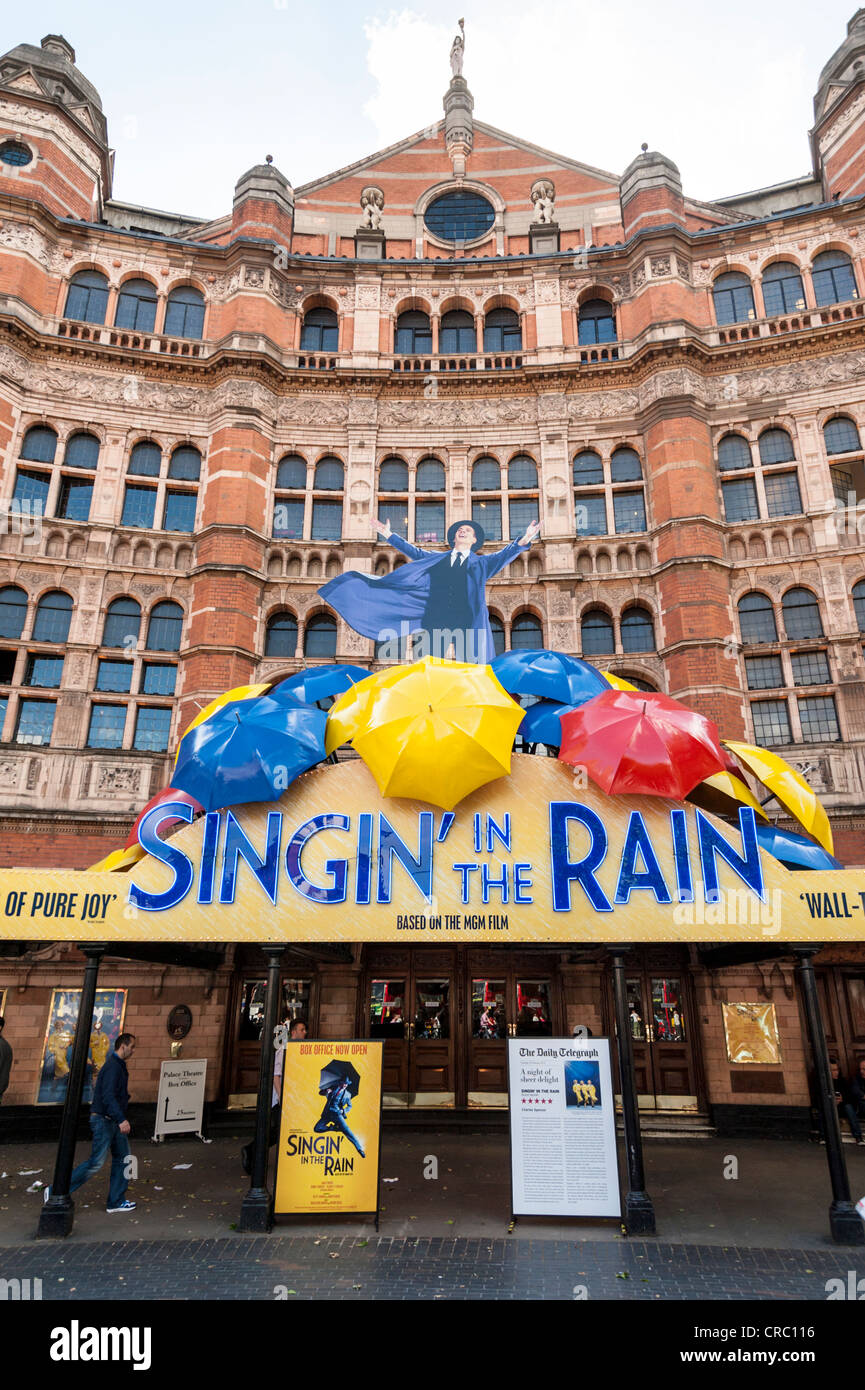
[{"x1": 70, "y1": 1114, "x2": 130, "y2": 1208}]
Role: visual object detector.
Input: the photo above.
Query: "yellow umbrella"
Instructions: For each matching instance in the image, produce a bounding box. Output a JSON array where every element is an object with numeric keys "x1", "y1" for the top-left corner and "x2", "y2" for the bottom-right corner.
[
  {"x1": 601, "y1": 671, "x2": 639, "y2": 691},
  {"x1": 88, "y1": 843, "x2": 146, "y2": 873},
  {"x1": 723, "y1": 740, "x2": 833, "y2": 854},
  {"x1": 174, "y1": 683, "x2": 271, "y2": 765},
  {"x1": 687, "y1": 771, "x2": 768, "y2": 822},
  {"x1": 325, "y1": 673, "x2": 381, "y2": 755},
  {"x1": 345, "y1": 656, "x2": 525, "y2": 810}
]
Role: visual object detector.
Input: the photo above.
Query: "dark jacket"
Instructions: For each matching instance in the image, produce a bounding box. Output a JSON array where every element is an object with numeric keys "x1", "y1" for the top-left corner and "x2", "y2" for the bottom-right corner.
[
  {"x1": 851, "y1": 1072, "x2": 865, "y2": 1108},
  {"x1": 0, "y1": 1034, "x2": 12, "y2": 1096},
  {"x1": 91, "y1": 1050, "x2": 129, "y2": 1123}
]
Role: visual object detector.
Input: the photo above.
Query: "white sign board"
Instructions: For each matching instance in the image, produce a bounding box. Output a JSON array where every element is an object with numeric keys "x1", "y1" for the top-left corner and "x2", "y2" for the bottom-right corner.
[
  {"x1": 508, "y1": 1038, "x2": 621, "y2": 1218},
  {"x1": 153, "y1": 1058, "x2": 207, "y2": 1140}
]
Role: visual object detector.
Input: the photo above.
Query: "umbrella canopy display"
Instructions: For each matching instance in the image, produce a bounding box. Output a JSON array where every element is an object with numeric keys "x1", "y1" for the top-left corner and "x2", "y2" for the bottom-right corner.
[
  {"x1": 319, "y1": 1060, "x2": 361, "y2": 1096},
  {"x1": 491, "y1": 648, "x2": 608, "y2": 706},
  {"x1": 89, "y1": 843, "x2": 146, "y2": 873},
  {"x1": 600, "y1": 671, "x2": 639, "y2": 691},
  {"x1": 125, "y1": 786, "x2": 204, "y2": 849},
  {"x1": 175, "y1": 683, "x2": 271, "y2": 764},
  {"x1": 325, "y1": 673, "x2": 381, "y2": 754},
  {"x1": 340, "y1": 656, "x2": 524, "y2": 810},
  {"x1": 274, "y1": 664, "x2": 370, "y2": 707},
  {"x1": 518, "y1": 698, "x2": 572, "y2": 747},
  {"x1": 687, "y1": 771, "x2": 768, "y2": 823},
  {"x1": 172, "y1": 690, "x2": 327, "y2": 812},
  {"x1": 755, "y1": 823, "x2": 843, "y2": 872},
  {"x1": 722, "y1": 740, "x2": 834, "y2": 855},
  {"x1": 559, "y1": 689, "x2": 726, "y2": 799}
]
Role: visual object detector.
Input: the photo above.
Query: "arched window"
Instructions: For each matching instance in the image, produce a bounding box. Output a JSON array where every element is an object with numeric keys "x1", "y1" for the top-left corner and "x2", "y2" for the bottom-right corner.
[
  {"x1": 508, "y1": 455, "x2": 537, "y2": 489},
  {"x1": 300, "y1": 307, "x2": 338, "y2": 352},
  {"x1": 484, "y1": 307, "x2": 521, "y2": 352},
  {"x1": 738, "y1": 592, "x2": 777, "y2": 644},
  {"x1": 395, "y1": 311, "x2": 431, "y2": 355},
  {"x1": 782, "y1": 588, "x2": 823, "y2": 640},
  {"x1": 127, "y1": 441, "x2": 161, "y2": 476},
  {"x1": 164, "y1": 285, "x2": 205, "y2": 339},
  {"x1": 578, "y1": 299, "x2": 615, "y2": 345},
  {"x1": 758, "y1": 429, "x2": 795, "y2": 464},
  {"x1": 114, "y1": 278, "x2": 157, "y2": 333},
  {"x1": 621, "y1": 675, "x2": 657, "y2": 692},
  {"x1": 0, "y1": 586, "x2": 27, "y2": 639},
  {"x1": 440, "y1": 310, "x2": 476, "y2": 354},
  {"x1": 304, "y1": 614, "x2": 337, "y2": 659},
  {"x1": 33, "y1": 591, "x2": 73, "y2": 643},
  {"x1": 853, "y1": 580, "x2": 865, "y2": 632},
  {"x1": 312, "y1": 458, "x2": 343, "y2": 541},
  {"x1": 276, "y1": 454, "x2": 307, "y2": 490},
  {"x1": 811, "y1": 250, "x2": 857, "y2": 307},
  {"x1": 610, "y1": 448, "x2": 642, "y2": 483},
  {"x1": 573, "y1": 450, "x2": 604, "y2": 485},
  {"x1": 823, "y1": 416, "x2": 861, "y2": 455},
  {"x1": 472, "y1": 458, "x2": 500, "y2": 491},
  {"x1": 379, "y1": 458, "x2": 408, "y2": 492},
  {"x1": 103, "y1": 597, "x2": 141, "y2": 648},
  {"x1": 717, "y1": 434, "x2": 752, "y2": 471},
  {"x1": 265, "y1": 612, "x2": 297, "y2": 658},
  {"x1": 472, "y1": 456, "x2": 501, "y2": 541},
  {"x1": 146, "y1": 601, "x2": 183, "y2": 652},
  {"x1": 621, "y1": 607, "x2": 655, "y2": 652},
  {"x1": 712, "y1": 271, "x2": 755, "y2": 325},
  {"x1": 20, "y1": 427, "x2": 57, "y2": 463},
  {"x1": 581, "y1": 609, "x2": 614, "y2": 655},
  {"x1": 416, "y1": 458, "x2": 445, "y2": 491},
  {"x1": 64, "y1": 270, "x2": 109, "y2": 324},
  {"x1": 761, "y1": 261, "x2": 806, "y2": 316},
  {"x1": 510, "y1": 613, "x2": 542, "y2": 650},
  {"x1": 314, "y1": 457, "x2": 344, "y2": 491},
  {"x1": 167, "y1": 446, "x2": 201, "y2": 481},
  {"x1": 64, "y1": 433, "x2": 99, "y2": 469},
  {"x1": 489, "y1": 613, "x2": 505, "y2": 657}
]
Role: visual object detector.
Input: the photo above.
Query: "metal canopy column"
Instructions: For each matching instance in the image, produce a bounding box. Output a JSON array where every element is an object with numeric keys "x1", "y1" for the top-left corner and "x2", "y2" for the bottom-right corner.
[{"x1": 609, "y1": 946, "x2": 656, "y2": 1235}]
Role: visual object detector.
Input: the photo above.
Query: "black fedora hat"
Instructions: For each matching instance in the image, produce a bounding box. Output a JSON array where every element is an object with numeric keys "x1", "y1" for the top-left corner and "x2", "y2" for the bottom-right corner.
[{"x1": 447, "y1": 518, "x2": 485, "y2": 551}]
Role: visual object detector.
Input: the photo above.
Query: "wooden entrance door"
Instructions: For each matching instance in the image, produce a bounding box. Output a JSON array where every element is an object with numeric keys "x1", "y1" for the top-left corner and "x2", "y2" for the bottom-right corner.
[
  {"x1": 623, "y1": 971, "x2": 697, "y2": 1107},
  {"x1": 817, "y1": 966, "x2": 865, "y2": 1077},
  {"x1": 467, "y1": 973, "x2": 557, "y2": 1106},
  {"x1": 225, "y1": 972, "x2": 314, "y2": 1104},
  {"x1": 368, "y1": 971, "x2": 455, "y2": 1106}
]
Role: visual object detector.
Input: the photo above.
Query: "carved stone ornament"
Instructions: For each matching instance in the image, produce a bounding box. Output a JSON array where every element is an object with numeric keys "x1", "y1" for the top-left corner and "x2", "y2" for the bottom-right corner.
[
  {"x1": 530, "y1": 179, "x2": 556, "y2": 225},
  {"x1": 360, "y1": 187, "x2": 384, "y2": 230}
]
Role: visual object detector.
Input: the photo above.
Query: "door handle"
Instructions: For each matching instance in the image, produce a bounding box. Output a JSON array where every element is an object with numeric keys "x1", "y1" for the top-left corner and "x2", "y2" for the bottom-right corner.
[{"x1": 646, "y1": 1023, "x2": 655, "y2": 1043}]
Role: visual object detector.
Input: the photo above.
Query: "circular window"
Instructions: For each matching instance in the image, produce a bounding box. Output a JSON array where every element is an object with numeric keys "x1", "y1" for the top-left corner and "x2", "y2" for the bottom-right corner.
[
  {"x1": 0, "y1": 141, "x2": 32, "y2": 167},
  {"x1": 425, "y1": 190, "x2": 495, "y2": 243}
]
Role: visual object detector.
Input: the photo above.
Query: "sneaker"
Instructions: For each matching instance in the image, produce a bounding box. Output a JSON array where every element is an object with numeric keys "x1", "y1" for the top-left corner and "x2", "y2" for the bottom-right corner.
[
  {"x1": 106, "y1": 1200, "x2": 136, "y2": 1213},
  {"x1": 43, "y1": 1185, "x2": 51, "y2": 1205}
]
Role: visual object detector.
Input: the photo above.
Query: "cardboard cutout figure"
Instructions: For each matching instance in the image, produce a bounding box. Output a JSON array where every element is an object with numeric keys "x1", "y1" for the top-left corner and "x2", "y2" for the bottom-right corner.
[{"x1": 318, "y1": 516, "x2": 541, "y2": 663}]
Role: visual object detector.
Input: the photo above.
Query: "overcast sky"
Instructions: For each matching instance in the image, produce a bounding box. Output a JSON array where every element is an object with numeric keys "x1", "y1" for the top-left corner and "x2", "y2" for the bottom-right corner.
[{"x1": 6, "y1": 1, "x2": 859, "y2": 217}]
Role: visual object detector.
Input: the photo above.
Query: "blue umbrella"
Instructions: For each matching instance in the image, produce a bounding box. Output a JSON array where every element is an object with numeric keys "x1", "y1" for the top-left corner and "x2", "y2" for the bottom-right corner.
[
  {"x1": 172, "y1": 691, "x2": 327, "y2": 812},
  {"x1": 492, "y1": 649, "x2": 608, "y2": 706},
  {"x1": 755, "y1": 823, "x2": 843, "y2": 872},
  {"x1": 518, "y1": 698, "x2": 574, "y2": 747},
  {"x1": 274, "y1": 664, "x2": 369, "y2": 707}
]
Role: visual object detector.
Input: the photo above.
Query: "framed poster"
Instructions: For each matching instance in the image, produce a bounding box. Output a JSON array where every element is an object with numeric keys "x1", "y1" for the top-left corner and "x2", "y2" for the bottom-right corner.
[
  {"x1": 36, "y1": 988, "x2": 127, "y2": 1105},
  {"x1": 722, "y1": 1002, "x2": 782, "y2": 1065},
  {"x1": 508, "y1": 1036, "x2": 621, "y2": 1219},
  {"x1": 274, "y1": 1040, "x2": 383, "y2": 1219},
  {"x1": 0, "y1": 987, "x2": 6, "y2": 1018}
]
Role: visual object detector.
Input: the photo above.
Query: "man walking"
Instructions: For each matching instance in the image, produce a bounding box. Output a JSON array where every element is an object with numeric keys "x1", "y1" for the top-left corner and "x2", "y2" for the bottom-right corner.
[
  {"x1": 0, "y1": 1016, "x2": 12, "y2": 1104},
  {"x1": 49, "y1": 1032, "x2": 137, "y2": 1212}
]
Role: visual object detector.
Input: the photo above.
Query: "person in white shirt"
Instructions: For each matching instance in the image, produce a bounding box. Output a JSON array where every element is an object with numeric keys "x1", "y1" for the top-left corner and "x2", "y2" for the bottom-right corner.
[{"x1": 241, "y1": 1017, "x2": 307, "y2": 1175}]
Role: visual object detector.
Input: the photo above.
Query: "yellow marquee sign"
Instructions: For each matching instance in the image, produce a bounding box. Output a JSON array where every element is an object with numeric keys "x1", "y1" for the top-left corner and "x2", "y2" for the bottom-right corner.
[{"x1": 1, "y1": 757, "x2": 863, "y2": 944}]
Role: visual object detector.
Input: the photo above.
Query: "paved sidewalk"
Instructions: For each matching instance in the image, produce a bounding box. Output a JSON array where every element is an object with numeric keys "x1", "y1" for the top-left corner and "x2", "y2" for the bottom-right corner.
[
  {"x1": 1, "y1": 1131, "x2": 863, "y2": 1249},
  {"x1": 0, "y1": 1232, "x2": 858, "y2": 1300}
]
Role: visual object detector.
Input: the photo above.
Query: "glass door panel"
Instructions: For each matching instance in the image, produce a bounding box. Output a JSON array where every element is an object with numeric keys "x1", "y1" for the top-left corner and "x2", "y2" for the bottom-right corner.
[
  {"x1": 515, "y1": 980, "x2": 552, "y2": 1037},
  {"x1": 651, "y1": 977, "x2": 685, "y2": 1042},
  {"x1": 370, "y1": 978, "x2": 408, "y2": 1104},
  {"x1": 410, "y1": 979, "x2": 454, "y2": 1106}
]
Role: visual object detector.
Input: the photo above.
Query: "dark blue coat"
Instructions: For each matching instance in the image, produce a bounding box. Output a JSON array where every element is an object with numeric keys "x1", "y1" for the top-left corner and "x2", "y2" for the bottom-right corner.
[
  {"x1": 318, "y1": 534, "x2": 530, "y2": 664},
  {"x1": 91, "y1": 1050, "x2": 130, "y2": 1123}
]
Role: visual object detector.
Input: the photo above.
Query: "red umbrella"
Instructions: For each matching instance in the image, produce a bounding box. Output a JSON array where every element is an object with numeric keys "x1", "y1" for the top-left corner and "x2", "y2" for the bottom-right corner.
[
  {"x1": 125, "y1": 786, "x2": 204, "y2": 849},
  {"x1": 558, "y1": 689, "x2": 726, "y2": 799}
]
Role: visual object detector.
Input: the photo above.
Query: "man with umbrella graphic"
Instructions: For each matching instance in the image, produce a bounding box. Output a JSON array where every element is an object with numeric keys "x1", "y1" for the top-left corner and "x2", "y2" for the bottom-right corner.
[
  {"x1": 314, "y1": 1060, "x2": 365, "y2": 1159},
  {"x1": 318, "y1": 515, "x2": 541, "y2": 663}
]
